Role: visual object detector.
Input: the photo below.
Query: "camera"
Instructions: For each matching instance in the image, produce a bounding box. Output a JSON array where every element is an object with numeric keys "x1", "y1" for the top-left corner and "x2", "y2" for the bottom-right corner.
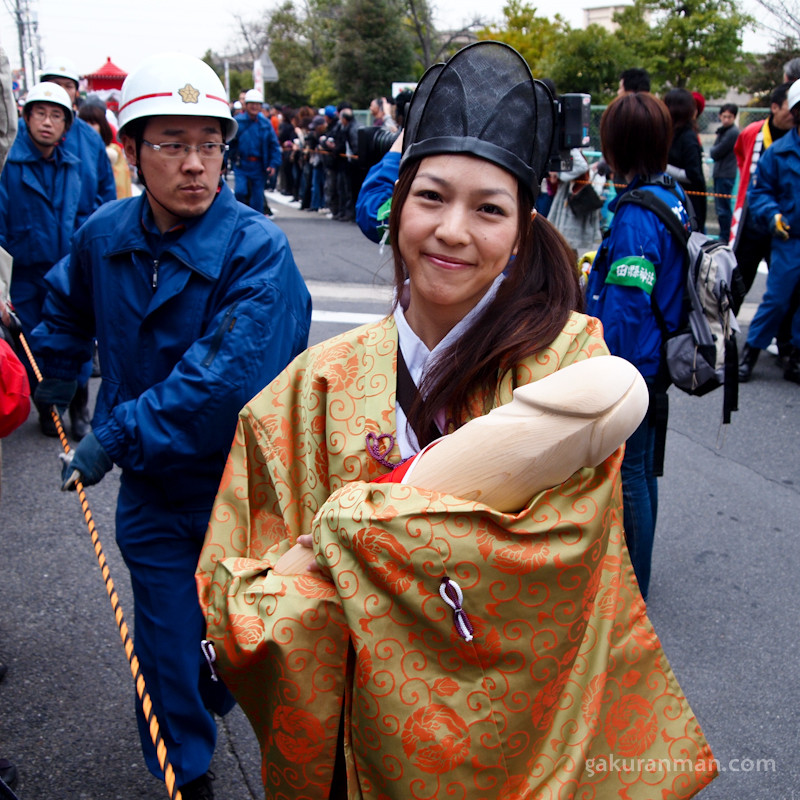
[
  {"x1": 357, "y1": 126, "x2": 401, "y2": 177},
  {"x1": 548, "y1": 93, "x2": 591, "y2": 172}
]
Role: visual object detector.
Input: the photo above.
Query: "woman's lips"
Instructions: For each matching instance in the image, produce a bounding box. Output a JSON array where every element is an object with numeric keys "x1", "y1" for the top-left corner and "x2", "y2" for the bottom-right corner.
[{"x1": 425, "y1": 252, "x2": 472, "y2": 269}]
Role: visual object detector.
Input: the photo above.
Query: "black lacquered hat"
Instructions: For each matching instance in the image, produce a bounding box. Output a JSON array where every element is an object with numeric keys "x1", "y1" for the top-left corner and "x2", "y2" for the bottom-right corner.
[{"x1": 400, "y1": 41, "x2": 556, "y2": 198}]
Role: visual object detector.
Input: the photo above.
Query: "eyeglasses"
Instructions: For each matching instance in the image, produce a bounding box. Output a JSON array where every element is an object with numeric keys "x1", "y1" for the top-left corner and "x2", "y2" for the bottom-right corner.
[
  {"x1": 30, "y1": 107, "x2": 65, "y2": 123},
  {"x1": 142, "y1": 141, "x2": 229, "y2": 159}
]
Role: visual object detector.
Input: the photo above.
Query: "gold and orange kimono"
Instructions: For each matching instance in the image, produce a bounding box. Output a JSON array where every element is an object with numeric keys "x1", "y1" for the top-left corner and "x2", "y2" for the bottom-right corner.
[{"x1": 197, "y1": 312, "x2": 716, "y2": 799}]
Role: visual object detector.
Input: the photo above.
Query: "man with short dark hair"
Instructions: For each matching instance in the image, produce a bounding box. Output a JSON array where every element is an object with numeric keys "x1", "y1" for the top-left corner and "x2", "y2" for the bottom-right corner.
[
  {"x1": 710, "y1": 102, "x2": 739, "y2": 242},
  {"x1": 331, "y1": 103, "x2": 360, "y2": 221},
  {"x1": 617, "y1": 67, "x2": 651, "y2": 95},
  {"x1": 31, "y1": 54, "x2": 311, "y2": 799}
]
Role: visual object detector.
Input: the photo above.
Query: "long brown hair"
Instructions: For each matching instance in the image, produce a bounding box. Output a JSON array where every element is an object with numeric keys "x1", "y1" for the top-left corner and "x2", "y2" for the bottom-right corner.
[{"x1": 389, "y1": 158, "x2": 583, "y2": 446}]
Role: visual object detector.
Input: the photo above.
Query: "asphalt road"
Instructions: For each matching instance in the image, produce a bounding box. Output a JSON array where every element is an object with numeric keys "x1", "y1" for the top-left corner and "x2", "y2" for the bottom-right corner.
[{"x1": 0, "y1": 192, "x2": 797, "y2": 799}]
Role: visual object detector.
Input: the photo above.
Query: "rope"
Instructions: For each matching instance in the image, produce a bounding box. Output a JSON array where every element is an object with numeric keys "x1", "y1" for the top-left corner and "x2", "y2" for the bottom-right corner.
[
  {"x1": 17, "y1": 331, "x2": 183, "y2": 800},
  {"x1": 572, "y1": 176, "x2": 734, "y2": 200}
]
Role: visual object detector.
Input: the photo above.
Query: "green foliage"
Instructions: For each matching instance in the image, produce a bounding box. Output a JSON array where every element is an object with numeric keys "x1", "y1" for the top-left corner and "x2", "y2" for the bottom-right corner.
[
  {"x1": 477, "y1": 0, "x2": 565, "y2": 75},
  {"x1": 267, "y1": 2, "x2": 313, "y2": 107},
  {"x1": 332, "y1": 0, "x2": 415, "y2": 105},
  {"x1": 613, "y1": 0, "x2": 752, "y2": 95},
  {"x1": 740, "y1": 35, "x2": 799, "y2": 98},
  {"x1": 229, "y1": 70, "x2": 254, "y2": 103},
  {"x1": 540, "y1": 25, "x2": 631, "y2": 100},
  {"x1": 305, "y1": 65, "x2": 338, "y2": 108}
]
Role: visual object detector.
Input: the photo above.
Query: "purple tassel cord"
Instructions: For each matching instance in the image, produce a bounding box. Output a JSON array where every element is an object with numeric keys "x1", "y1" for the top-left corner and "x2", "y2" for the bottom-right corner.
[{"x1": 439, "y1": 576, "x2": 474, "y2": 642}]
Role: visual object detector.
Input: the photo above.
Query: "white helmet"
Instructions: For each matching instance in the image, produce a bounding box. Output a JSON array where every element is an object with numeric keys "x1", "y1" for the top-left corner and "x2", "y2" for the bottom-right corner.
[
  {"x1": 788, "y1": 78, "x2": 800, "y2": 112},
  {"x1": 244, "y1": 89, "x2": 264, "y2": 104},
  {"x1": 40, "y1": 57, "x2": 80, "y2": 86},
  {"x1": 118, "y1": 52, "x2": 237, "y2": 141},
  {"x1": 24, "y1": 81, "x2": 74, "y2": 127}
]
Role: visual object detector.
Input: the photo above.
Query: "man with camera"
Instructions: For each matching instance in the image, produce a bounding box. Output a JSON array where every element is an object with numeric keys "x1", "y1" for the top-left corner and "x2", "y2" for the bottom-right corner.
[{"x1": 327, "y1": 102, "x2": 360, "y2": 221}]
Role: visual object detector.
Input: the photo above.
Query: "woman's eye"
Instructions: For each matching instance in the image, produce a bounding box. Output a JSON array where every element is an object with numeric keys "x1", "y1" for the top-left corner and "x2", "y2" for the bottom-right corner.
[
  {"x1": 479, "y1": 204, "x2": 504, "y2": 215},
  {"x1": 416, "y1": 190, "x2": 441, "y2": 201}
]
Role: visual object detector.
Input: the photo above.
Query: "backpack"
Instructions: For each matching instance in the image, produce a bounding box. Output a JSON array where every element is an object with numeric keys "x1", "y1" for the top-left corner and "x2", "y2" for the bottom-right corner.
[{"x1": 615, "y1": 179, "x2": 740, "y2": 424}]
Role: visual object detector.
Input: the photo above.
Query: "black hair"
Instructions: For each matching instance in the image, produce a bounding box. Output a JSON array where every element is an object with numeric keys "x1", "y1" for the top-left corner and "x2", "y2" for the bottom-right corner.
[
  {"x1": 771, "y1": 82, "x2": 792, "y2": 108},
  {"x1": 719, "y1": 103, "x2": 738, "y2": 117},
  {"x1": 619, "y1": 68, "x2": 651, "y2": 93},
  {"x1": 664, "y1": 87, "x2": 697, "y2": 129}
]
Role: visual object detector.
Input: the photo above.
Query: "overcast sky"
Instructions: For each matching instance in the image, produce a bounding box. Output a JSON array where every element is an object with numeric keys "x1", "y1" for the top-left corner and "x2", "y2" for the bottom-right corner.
[{"x1": 0, "y1": 0, "x2": 776, "y2": 87}]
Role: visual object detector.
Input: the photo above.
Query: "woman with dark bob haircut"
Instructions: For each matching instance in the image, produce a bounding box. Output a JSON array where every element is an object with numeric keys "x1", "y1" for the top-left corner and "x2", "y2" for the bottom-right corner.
[
  {"x1": 586, "y1": 92, "x2": 692, "y2": 603},
  {"x1": 199, "y1": 50, "x2": 715, "y2": 800},
  {"x1": 664, "y1": 86, "x2": 707, "y2": 230}
]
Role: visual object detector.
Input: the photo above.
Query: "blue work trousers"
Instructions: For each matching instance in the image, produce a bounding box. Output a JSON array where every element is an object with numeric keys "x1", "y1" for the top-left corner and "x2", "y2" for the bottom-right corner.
[
  {"x1": 115, "y1": 477, "x2": 234, "y2": 786},
  {"x1": 713, "y1": 177, "x2": 735, "y2": 244},
  {"x1": 620, "y1": 414, "x2": 658, "y2": 601},
  {"x1": 234, "y1": 170, "x2": 267, "y2": 214},
  {"x1": 746, "y1": 239, "x2": 800, "y2": 351}
]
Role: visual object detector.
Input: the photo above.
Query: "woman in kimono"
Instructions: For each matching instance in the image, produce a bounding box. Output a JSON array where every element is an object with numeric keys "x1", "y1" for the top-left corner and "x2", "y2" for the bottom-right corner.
[{"x1": 197, "y1": 43, "x2": 715, "y2": 800}]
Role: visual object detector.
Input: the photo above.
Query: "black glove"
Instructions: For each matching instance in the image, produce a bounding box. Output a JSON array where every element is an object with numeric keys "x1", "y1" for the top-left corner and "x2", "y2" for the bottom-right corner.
[
  {"x1": 59, "y1": 432, "x2": 112, "y2": 490},
  {"x1": 35, "y1": 378, "x2": 77, "y2": 412}
]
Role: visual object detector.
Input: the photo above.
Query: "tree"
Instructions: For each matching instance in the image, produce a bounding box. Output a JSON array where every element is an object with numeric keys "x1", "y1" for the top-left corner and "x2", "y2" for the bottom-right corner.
[
  {"x1": 750, "y1": 0, "x2": 800, "y2": 44},
  {"x1": 332, "y1": 0, "x2": 415, "y2": 105},
  {"x1": 305, "y1": 65, "x2": 338, "y2": 108},
  {"x1": 477, "y1": 0, "x2": 565, "y2": 76},
  {"x1": 404, "y1": 0, "x2": 485, "y2": 73},
  {"x1": 613, "y1": 0, "x2": 753, "y2": 96},
  {"x1": 740, "y1": 35, "x2": 800, "y2": 98},
  {"x1": 540, "y1": 24, "x2": 632, "y2": 100}
]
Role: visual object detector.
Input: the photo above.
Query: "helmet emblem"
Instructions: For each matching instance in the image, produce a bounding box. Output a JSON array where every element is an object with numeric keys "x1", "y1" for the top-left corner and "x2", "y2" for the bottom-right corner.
[{"x1": 178, "y1": 84, "x2": 200, "y2": 104}]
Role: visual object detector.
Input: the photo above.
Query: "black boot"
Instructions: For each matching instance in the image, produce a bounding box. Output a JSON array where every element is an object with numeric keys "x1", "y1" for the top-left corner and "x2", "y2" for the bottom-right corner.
[
  {"x1": 738, "y1": 344, "x2": 760, "y2": 383},
  {"x1": 784, "y1": 348, "x2": 800, "y2": 385},
  {"x1": 36, "y1": 402, "x2": 58, "y2": 437},
  {"x1": 69, "y1": 383, "x2": 92, "y2": 441}
]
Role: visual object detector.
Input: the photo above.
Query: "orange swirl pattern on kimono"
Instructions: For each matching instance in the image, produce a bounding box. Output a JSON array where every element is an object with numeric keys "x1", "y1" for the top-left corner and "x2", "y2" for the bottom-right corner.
[{"x1": 197, "y1": 313, "x2": 716, "y2": 800}]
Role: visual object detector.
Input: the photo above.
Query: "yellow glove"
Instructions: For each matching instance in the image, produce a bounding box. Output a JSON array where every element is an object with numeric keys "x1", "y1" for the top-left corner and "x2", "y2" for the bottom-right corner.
[
  {"x1": 772, "y1": 213, "x2": 791, "y2": 240},
  {"x1": 579, "y1": 250, "x2": 597, "y2": 278}
]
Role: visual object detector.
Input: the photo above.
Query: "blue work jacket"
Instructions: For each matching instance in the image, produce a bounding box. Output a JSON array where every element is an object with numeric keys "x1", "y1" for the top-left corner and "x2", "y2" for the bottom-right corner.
[
  {"x1": 749, "y1": 126, "x2": 800, "y2": 238},
  {"x1": 230, "y1": 113, "x2": 281, "y2": 176},
  {"x1": 0, "y1": 129, "x2": 82, "y2": 280},
  {"x1": 32, "y1": 184, "x2": 312, "y2": 508},
  {"x1": 17, "y1": 116, "x2": 116, "y2": 227},
  {"x1": 355, "y1": 150, "x2": 400, "y2": 243},
  {"x1": 585, "y1": 175, "x2": 690, "y2": 380}
]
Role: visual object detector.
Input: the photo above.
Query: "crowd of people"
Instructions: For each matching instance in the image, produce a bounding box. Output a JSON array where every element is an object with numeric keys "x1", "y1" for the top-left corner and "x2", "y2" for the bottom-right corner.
[{"x1": 1, "y1": 37, "x2": 799, "y2": 800}]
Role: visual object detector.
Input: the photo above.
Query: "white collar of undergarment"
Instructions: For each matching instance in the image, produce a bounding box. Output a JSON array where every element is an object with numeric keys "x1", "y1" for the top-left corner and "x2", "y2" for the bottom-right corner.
[{"x1": 392, "y1": 272, "x2": 505, "y2": 457}]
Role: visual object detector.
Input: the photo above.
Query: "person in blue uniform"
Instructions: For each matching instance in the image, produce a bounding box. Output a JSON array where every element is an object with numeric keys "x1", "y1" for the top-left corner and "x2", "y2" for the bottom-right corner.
[
  {"x1": 0, "y1": 82, "x2": 82, "y2": 437},
  {"x1": 40, "y1": 58, "x2": 118, "y2": 434},
  {"x1": 738, "y1": 79, "x2": 800, "y2": 385},
  {"x1": 229, "y1": 88, "x2": 281, "y2": 215},
  {"x1": 28, "y1": 58, "x2": 117, "y2": 438},
  {"x1": 585, "y1": 92, "x2": 691, "y2": 601},
  {"x1": 31, "y1": 53, "x2": 311, "y2": 800}
]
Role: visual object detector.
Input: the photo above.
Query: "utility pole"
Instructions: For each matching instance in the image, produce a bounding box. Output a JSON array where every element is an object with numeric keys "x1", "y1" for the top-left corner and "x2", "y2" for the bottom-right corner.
[{"x1": 11, "y1": 0, "x2": 40, "y2": 93}]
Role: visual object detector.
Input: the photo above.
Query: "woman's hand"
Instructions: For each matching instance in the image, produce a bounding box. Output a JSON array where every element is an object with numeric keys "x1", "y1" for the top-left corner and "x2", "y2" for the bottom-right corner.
[{"x1": 273, "y1": 534, "x2": 329, "y2": 576}]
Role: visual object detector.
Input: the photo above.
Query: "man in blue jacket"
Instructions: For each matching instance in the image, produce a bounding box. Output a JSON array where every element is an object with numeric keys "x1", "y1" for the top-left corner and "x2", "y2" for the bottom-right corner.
[
  {"x1": 0, "y1": 82, "x2": 81, "y2": 437},
  {"x1": 739, "y1": 78, "x2": 800, "y2": 385},
  {"x1": 32, "y1": 58, "x2": 117, "y2": 438},
  {"x1": 31, "y1": 53, "x2": 311, "y2": 800},
  {"x1": 229, "y1": 88, "x2": 280, "y2": 215}
]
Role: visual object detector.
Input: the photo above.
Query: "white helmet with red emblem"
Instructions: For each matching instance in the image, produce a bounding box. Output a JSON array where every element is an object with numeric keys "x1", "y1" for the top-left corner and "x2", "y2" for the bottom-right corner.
[
  {"x1": 118, "y1": 52, "x2": 237, "y2": 141},
  {"x1": 24, "y1": 81, "x2": 74, "y2": 127}
]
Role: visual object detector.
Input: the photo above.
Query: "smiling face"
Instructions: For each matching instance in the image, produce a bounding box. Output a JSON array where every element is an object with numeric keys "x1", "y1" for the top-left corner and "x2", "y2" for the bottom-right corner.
[
  {"x1": 123, "y1": 115, "x2": 224, "y2": 232},
  {"x1": 398, "y1": 154, "x2": 521, "y2": 348}
]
